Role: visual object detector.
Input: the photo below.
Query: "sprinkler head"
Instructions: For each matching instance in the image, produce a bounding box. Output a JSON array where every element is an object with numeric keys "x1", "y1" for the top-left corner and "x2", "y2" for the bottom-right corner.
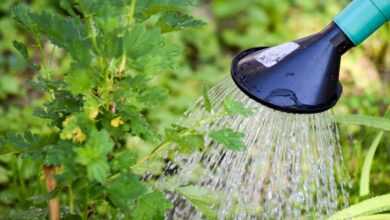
[{"x1": 231, "y1": 23, "x2": 354, "y2": 114}]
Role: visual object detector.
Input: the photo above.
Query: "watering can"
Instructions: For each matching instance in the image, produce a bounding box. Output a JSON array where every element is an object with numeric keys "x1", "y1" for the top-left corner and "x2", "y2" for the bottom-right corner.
[{"x1": 231, "y1": 0, "x2": 390, "y2": 113}]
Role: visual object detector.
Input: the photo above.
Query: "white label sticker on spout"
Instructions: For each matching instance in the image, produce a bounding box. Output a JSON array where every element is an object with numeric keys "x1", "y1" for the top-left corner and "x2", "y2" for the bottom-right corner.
[{"x1": 254, "y1": 42, "x2": 300, "y2": 68}]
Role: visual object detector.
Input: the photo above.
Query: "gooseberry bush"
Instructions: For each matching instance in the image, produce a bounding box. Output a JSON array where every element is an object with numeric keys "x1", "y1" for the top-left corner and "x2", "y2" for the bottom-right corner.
[{"x1": 0, "y1": 0, "x2": 252, "y2": 219}]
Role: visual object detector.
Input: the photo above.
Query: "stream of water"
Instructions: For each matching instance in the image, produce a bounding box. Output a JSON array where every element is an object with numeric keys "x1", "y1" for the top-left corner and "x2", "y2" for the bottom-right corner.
[{"x1": 161, "y1": 78, "x2": 350, "y2": 220}]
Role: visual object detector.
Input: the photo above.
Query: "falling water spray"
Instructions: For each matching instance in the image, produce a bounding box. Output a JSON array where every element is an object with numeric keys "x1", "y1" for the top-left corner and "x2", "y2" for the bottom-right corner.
[{"x1": 160, "y1": 0, "x2": 390, "y2": 219}]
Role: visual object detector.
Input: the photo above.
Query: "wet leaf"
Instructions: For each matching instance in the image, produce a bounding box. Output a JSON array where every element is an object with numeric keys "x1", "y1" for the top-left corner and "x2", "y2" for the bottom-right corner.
[
  {"x1": 209, "y1": 128, "x2": 245, "y2": 151},
  {"x1": 224, "y1": 97, "x2": 253, "y2": 117},
  {"x1": 329, "y1": 194, "x2": 390, "y2": 220},
  {"x1": 132, "y1": 191, "x2": 172, "y2": 220}
]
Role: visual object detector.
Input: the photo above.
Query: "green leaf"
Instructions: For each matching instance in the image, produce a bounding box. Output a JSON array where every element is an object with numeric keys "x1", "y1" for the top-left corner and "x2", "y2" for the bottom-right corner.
[
  {"x1": 86, "y1": 129, "x2": 114, "y2": 155},
  {"x1": 166, "y1": 125, "x2": 205, "y2": 154},
  {"x1": 120, "y1": 106, "x2": 159, "y2": 142},
  {"x1": 328, "y1": 194, "x2": 390, "y2": 220},
  {"x1": 209, "y1": 128, "x2": 246, "y2": 151},
  {"x1": 77, "y1": 0, "x2": 131, "y2": 32},
  {"x1": 359, "y1": 132, "x2": 384, "y2": 197},
  {"x1": 112, "y1": 150, "x2": 138, "y2": 171},
  {"x1": 138, "y1": 87, "x2": 168, "y2": 107},
  {"x1": 224, "y1": 97, "x2": 253, "y2": 117},
  {"x1": 124, "y1": 24, "x2": 163, "y2": 59},
  {"x1": 352, "y1": 214, "x2": 390, "y2": 220},
  {"x1": 107, "y1": 173, "x2": 147, "y2": 210},
  {"x1": 157, "y1": 12, "x2": 205, "y2": 33},
  {"x1": 132, "y1": 191, "x2": 172, "y2": 220},
  {"x1": 334, "y1": 115, "x2": 390, "y2": 131},
  {"x1": 75, "y1": 129, "x2": 114, "y2": 183},
  {"x1": 64, "y1": 67, "x2": 97, "y2": 95},
  {"x1": 123, "y1": 24, "x2": 179, "y2": 72},
  {"x1": 12, "y1": 4, "x2": 92, "y2": 63},
  {"x1": 13, "y1": 40, "x2": 29, "y2": 60},
  {"x1": 136, "y1": 0, "x2": 197, "y2": 19},
  {"x1": 176, "y1": 185, "x2": 219, "y2": 220},
  {"x1": 0, "y1": 132, "x2": 57, "y2": 155}
]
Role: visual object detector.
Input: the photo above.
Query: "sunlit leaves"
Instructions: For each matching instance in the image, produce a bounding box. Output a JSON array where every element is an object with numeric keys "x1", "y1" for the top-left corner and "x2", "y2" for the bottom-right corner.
[
  {"x1": 75, "y1": 129, "x2": 114, "y2": 183},
  {"x1": 209, "y1": 128, "x2": 246, "y2": 151},
  {"x1": 9, "y1": 0, "x2": 204, "y2": 218}
]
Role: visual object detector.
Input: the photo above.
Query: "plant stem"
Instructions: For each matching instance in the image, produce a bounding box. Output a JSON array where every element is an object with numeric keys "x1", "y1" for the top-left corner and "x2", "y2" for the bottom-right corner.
[
  {"x1": 43, "y1": 166, "x2": 60, "y2": 220},
  {"x1": 128, "y1": 0, "x2": 137, "y2": 25},
  {"x1": 134, "y1": 141, "x2": 171, "y2": 167},
  {"x1": 68, "y1": 184, "x2": 75, "y2": 214}
]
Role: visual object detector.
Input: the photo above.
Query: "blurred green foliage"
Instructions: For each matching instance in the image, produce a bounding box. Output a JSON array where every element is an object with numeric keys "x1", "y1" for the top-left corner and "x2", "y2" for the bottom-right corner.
[{"x1": 0, "y1": 0, "x2": 389, "y2": 218}]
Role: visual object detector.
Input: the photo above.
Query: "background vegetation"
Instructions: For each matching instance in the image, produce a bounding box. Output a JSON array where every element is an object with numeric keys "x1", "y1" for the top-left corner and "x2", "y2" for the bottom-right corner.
[{"x1": 0, "y1": 0, "x2": 389, "y2": 219}]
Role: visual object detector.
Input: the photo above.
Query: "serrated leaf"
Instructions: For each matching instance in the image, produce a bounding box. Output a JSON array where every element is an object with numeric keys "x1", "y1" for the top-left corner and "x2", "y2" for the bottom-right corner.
[
  {"x1": 13, "y1": 40, "x2": 29, "y2": 60},
  {"x1": 112, "y1": 150, "x2": 138, "y2": 171},
  {"x1": 132, "y1": 191, "x2": 172, "y2": 220},
  {"x1": 120, "y1": 106, "x2": 159, "y2": 142},
  {"x1": 177, "y1": 185, "x2": 219, "y2": 220},
  {"x1": 12, "y1": 4, "x2": 92, "y2": 63},
  {"x1": 124, "y1": 25, "x2": 163, "y2": 59},
  {"x1": 107, "y1": 173, "x2": 147, "y2": 210},
  {"x1": 136, "y1": 0, "x2": 197, "y2": 19},
  {"x1": 224, "y1": 97, "x2": 253, "y2": 117},
  {"x1": 64, "y1": 67, "x2": 97, "y2": 95},
  {"x1": 123, "y1": 24, "x2": 179, "y2": 72},
  {"x1": 209, "y1": 128, "x2": 246, "y2": 151},
  {"x1": 0, "y1": 132, "x2": 57, "y2": 155},
  {"x1": 75, "y1": 129, "x2": 114, "y2": 183},
  {"x1": 165, "y1": 125, "x2": 204, "y2": 154},
  {"x1": 138, "y1": 87, "x2": 168, "y2": 107},
  {"x1": 158, "y1": 12, "x2": 205, "y2": 33},
  {"x1": 44, "y1": 141, "x2": 75, "y2": 166}
]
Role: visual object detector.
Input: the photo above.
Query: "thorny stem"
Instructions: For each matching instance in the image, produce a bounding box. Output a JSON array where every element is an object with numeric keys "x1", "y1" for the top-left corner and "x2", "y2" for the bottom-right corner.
[{"x1": 44, "y1": 166, "x2": 60, "y2": 220}]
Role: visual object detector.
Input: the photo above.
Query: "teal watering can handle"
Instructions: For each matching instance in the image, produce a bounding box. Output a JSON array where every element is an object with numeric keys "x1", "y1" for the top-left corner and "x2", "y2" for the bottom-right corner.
[{"x1": 334, "y1": 0, "x2": 390, "y2": 45}]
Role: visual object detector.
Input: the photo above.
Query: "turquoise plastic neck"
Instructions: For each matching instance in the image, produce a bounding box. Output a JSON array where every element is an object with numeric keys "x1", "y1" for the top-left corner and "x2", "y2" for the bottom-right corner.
[{"x1": 334, "y1": 0, "x2": 390, "y2": 45}]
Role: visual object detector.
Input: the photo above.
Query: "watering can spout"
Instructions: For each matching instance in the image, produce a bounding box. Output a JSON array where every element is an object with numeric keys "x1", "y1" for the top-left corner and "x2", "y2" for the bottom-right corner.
[
  {"x1": 231, "y1": 0, "x2": 389, "y2": 114},
  {"x1": 335, "y1": 0, "x2": 390, "y2": 45},
  {"x1": 231, "y1": 23, "x2": 353, "y2": 113}
]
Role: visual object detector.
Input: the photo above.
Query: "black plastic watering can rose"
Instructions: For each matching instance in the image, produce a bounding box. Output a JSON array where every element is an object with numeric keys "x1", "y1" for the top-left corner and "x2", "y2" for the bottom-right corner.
[{"x1": 231, "y1": 0, "x2": 390, "y2": 114}]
